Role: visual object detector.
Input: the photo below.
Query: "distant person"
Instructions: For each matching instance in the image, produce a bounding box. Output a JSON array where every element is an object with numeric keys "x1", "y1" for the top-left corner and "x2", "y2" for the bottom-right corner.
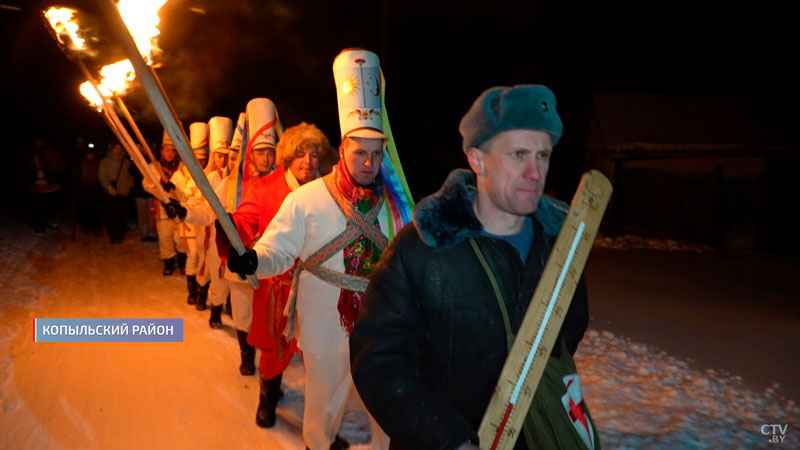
[
  {"x1": 25, "y1": 136, "x2": 63, "y2": 232},
  {"x1": 98, "y1": 143, "x2": 133, "y2": 243},
  {"x1": 130, "y1": 153, "x2": 155, "y2": 242},
  {"x1": 76, "y1": 143, "x2": 102, "y2": 235},
  {"x1": 350, "y1": 85, "x2": 600, "y2": 450}
]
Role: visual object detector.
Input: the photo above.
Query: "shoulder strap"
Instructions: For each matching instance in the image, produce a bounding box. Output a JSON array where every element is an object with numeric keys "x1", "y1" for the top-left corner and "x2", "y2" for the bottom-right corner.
[
  {"x1": 469, "y1": 238, "x2": 515, "y2": 352},
  {"x1": 469, "y1": 237, "x2": 539, "y2": 450}
]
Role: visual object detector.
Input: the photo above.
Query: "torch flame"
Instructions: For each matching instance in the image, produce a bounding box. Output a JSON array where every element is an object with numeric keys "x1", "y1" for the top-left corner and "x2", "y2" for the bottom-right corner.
[
  {"x1": 43, "y1": 7, "x2": 86, "y2": 51},
  {"x1": 79, "y1": 81, "x2": 106, "y2": 110},
  {"x1": 117, "y1": 0, "x2": 169, "y2": 65},
  {"x1": 79, "y1": 60, "x2": 136, "y2": 109},
  {"x1": 99, "y1": 59, "x2": 136, "y2": 94}
]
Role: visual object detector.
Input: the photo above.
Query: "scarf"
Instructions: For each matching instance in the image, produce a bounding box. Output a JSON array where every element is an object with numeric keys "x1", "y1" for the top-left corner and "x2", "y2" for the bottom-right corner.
[
  {"x1": 333, "y1": 159, "x2": 383, "y2": 334},
  {"x1": 160, "y1": 156, "x2": 180, "y2": 178}
]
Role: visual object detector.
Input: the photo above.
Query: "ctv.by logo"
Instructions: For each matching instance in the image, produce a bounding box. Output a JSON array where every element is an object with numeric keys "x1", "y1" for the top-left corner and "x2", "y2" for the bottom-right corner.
[{"x1": 761, "y1": 424, "x2": 788, "y2": 444}]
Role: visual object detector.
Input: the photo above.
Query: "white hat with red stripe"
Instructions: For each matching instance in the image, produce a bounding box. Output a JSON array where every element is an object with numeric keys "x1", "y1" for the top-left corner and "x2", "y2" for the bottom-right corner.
[{"x1": 246, "y1": 98, "x2": 278, "y2": 150}]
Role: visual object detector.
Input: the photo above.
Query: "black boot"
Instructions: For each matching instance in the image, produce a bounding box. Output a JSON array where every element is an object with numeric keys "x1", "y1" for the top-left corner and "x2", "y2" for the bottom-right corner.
[
  {"x1": 223, "y1": 294, "x2": 232, "y2": 317},
  {"x1": 176, "y1": 252, "x2": 187, "y2": 275},
  {"x1": 256, "y1": 373, "x2": 283, "y2": 428},
  {"x1": 186, "y1": 275, "x2": 198, "y2": 305},
  {"x1": 162, "y1": 258, "x2": 175, "y2": 276},
  {"x1": 330, "y1": 435, "x2": 350, "y2": 450},
  {"x1": 208, "y1": 304, "x2": 223, "y2": 329},
  {"x1": 195, "y1": 282, "x2": 209, "y2": 311},
  {"x1": 306, "y1": 434, "x2": 349, "y2": 450},
  {"x1": 235, "y1": 330, "x2": 256, "y2": 376}
]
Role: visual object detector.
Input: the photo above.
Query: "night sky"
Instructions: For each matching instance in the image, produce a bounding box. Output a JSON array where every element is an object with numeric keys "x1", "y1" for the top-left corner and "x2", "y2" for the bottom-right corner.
[{"x1": 2, "y1": 0, "x2": 797, "y2": 200}]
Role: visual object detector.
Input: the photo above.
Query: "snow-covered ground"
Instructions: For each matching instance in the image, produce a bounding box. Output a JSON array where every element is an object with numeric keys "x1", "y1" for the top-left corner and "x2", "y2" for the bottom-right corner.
[{"x1": 1, "y1": 216, "x2": 797, "y2": 449}]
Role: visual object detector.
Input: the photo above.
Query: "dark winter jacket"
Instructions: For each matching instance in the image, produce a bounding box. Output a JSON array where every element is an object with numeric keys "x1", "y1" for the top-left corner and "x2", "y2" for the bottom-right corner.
[{"x1": 350, "y1": 169, "x2": 595, "y2": 450}]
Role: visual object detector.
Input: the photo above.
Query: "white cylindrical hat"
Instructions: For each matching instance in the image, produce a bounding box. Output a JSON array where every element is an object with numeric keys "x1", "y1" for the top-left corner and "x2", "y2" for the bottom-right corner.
[
  {"x1": 246, "y1": 98, "x2": 278, "y2": 150},
  {"x1": 333, "y1": 48, "x2": 386, "y2": 140},
  {"x1": 189, "y1": 122, "x2": 209, "y2": 159},
  {"x1": 209, "y1": 116, "x2": 233, "y2": 154},
  {"x1": 230, "y1": 112, "x2": 246, "y2": 151},
  {"x1": 161, "y1": 121, "x2": 183, "y2": 148},
  {"x1": 161, "y1": 129, "x2": 173, "y2": 148}
]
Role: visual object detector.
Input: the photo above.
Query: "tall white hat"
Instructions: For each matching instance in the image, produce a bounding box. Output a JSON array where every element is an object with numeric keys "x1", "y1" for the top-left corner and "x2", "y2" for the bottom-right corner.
[
  {"x1": 209, "y1": 116, "x2": 233, "y2": 155},
  {"x1": 246, "y1": 98, "x2": 278, "y2": 150},
  {"x1": 333, "y1": 48, "x2": 386, "y2": 140},
  {"x1": 230, "y1": 112, "x2": 246, "y2": 151},
  {"x1": 189, "y1": 122, "x2": 209, "y2": 158}
]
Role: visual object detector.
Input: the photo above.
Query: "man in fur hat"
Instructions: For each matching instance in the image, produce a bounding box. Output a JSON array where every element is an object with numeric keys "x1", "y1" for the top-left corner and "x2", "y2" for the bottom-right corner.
[{"x1": 349, "y1": 85, "x2": 600, "y2": 450}]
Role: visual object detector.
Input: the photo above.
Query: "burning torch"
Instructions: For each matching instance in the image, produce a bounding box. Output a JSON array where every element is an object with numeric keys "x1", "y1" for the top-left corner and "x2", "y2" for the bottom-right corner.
[{"x1": 96, "y1": 0, "x2": 259, "y2": 289}]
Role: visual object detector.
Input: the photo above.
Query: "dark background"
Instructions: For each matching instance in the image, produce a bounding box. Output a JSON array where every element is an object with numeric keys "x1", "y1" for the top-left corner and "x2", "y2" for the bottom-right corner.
[{"x1": 2, "y1": 0, "x2": 798, "y2": 241}]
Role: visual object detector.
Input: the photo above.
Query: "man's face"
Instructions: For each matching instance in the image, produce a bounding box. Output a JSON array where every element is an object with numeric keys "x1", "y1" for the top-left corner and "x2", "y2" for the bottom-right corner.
[
  {"x1": 110, "y1": 144, "x2": 123, "y2": 156},
  {"x1": 288, "y1": 139, "x2": 321, "y2": 185},
  {"x1": 252, "y1": 146, "x2": 275, "y2": 176},
  {"x1": 340, "y1": 137, "x2": 383, "y2": 186},
  {"x1": 195, "y1": 153, "x2": 208, "y2": 169},
  {"x1": 467, "y1": 129, "x2": 552, "y2": 216},
  {"x1": 212, "y1": 151, "x2": 227, "y2": 171},
  {"x1": 227, "y1": 150, "x2": 239, "y2": 172},
  {"x1": 162, "y1": 145, "x2": 176, "y2": 162}
]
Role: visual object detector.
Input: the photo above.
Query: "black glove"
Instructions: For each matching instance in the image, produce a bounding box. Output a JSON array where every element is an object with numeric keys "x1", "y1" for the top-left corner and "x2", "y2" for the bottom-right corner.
[
  {"x1": 214, "y1": 213, "x2": 235, "y2": 248},
  {"x1": 162, "y1": 198, "x2": 187, "y2": 221},
  {"x1": 227, "y1": 248, "x2": 258, "y2": 277},
  {"x1": 161, "y1": 180, "x2": 176, "y2": 193}
]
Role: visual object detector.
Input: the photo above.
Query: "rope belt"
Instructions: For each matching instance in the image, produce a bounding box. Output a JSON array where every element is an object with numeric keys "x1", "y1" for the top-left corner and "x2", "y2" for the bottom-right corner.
[{"x1": 282, "y1": 173, "x2": 386, "y2": 340}]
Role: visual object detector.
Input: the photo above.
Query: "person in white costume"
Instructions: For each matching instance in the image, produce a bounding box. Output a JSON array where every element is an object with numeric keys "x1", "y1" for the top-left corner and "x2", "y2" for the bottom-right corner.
[
  {"x1": 225, "y1": 49, "x2": 397, "y2": 450},
  {"x1": 217, "y1": 99, "x2": 279, "y2": 375},
  {"x1": 143, "y1": 130, "x2": 186, "y2": 276},
  {"x1": 162, "y1": 116, "x2": 234, "y2": 312}
]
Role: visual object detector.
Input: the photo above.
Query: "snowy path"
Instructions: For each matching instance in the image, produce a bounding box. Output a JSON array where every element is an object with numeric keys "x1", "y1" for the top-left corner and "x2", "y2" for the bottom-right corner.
[
  {"x1": 1, "y1": 216, "x2": 798, "y2": 449},
  {"x1": 0, "y1": 217, "x2": 370, "y2": 450}
]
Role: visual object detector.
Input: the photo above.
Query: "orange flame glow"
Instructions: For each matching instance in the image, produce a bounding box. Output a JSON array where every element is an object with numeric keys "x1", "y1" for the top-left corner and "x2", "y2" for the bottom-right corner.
[
  {"x1": 44, "y1": 7, "x2": 86, "y2": 51},
  {"x1": 79, "y1": 81, "x2": 106, "y2": 110},
  {"x1": 117, "y1": 0, "x2": 169, "y2": 65},
  {"x1": 79, "y1": 60, "x2": 136, "y2": 108}
]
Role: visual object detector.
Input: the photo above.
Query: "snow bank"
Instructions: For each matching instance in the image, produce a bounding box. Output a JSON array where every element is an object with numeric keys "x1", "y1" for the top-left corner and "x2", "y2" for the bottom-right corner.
[{"x1": 576, "y1": 329, "x2": 799, "y2": 448}]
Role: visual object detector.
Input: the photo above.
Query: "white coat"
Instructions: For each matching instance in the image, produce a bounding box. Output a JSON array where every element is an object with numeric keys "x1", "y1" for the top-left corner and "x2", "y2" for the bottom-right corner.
[{"x1": 252, "y1": 177, "x2": 393, "y2": 354}]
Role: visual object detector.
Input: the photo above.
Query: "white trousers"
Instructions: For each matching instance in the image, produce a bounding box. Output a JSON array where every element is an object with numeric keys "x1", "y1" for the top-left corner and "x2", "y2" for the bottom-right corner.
[
  {"x1": 229, "y1": 281, "x2": 253, "y2": 332},
  {"x1": 184, "y1": 224, "x2": 200, "y2": 277},
  {"x1": 205, "y1": 229, "x2": 229, "y2": 307},
  {"x1": 302, "y1": 350, "x2": 390, "y2": 450},
  {"x1": 156, "y1": 218, "x2": 185, "y2": 259}
]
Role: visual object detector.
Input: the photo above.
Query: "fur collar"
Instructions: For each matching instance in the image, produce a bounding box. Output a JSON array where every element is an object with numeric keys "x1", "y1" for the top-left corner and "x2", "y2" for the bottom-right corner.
[{"x1": 413, "y1": 169, "x2": 569, "y2": 250}]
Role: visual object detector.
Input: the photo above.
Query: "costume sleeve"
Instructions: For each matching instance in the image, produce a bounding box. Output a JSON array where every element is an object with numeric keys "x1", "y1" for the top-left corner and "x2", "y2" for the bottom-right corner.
[
  {"x1": 183, "y1": 195, "x2": 215, "y2": 226},
  {"x1": 231, "y1": 182, "x2": 262, "y2": 248},
  {"x1": 141, "y1": 164, "x2": 162, "y2": 197},
  {"x1": 350, "y1": 231, "x2": 479, "y2": 450},
  {"x1": 170, "y1": 171, "x2": 192, "y2": 203},
  {"x1": 251, "y1": 191, "x2": 304, "y2": 279}
]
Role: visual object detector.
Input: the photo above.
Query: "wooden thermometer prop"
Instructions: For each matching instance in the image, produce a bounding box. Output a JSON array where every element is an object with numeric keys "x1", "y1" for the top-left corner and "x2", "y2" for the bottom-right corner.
[{"x1": 478, "y1": 170, "x2": 612, "y2": 450}]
